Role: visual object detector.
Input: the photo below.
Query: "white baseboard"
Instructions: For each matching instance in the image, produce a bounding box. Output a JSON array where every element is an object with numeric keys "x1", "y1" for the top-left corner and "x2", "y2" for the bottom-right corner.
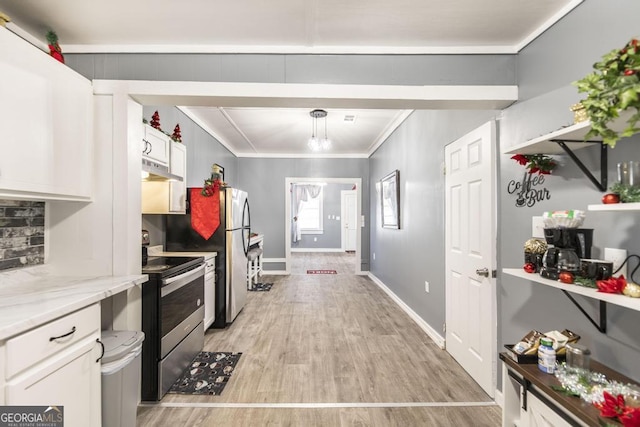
[
  {"x1": 494, "y1": 389, "x2": 503, "y2": 408},
  {"x1": 368, "y1": 272, "x2": 445, "y2": 349},
  {"x1": 261, "y1": 270, "x2": 288, "y2": 275},
  {"x1": 291, "y1": 248, "x2": 346, "y2": 253}
]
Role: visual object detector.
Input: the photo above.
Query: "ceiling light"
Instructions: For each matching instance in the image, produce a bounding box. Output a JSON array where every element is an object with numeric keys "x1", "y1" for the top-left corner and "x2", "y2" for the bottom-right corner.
[{"x1": 308, "y1": 109, "x2": 331, "y2": 151}]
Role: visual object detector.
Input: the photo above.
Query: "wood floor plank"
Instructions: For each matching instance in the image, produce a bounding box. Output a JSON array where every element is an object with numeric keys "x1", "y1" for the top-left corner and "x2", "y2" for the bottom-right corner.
[{"x1": 140, "y1": 253, "x2": 500, "y2": 425}]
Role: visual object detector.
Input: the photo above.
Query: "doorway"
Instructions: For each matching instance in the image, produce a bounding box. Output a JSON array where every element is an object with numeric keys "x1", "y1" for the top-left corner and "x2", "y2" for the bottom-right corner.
[
  {"x1": 444, "y1": 121, "x2": 497, "y2": 397},
  {"x1": 341, "y1": 190, "x2": 357, "y2": 251},
  {"x1": 285, "y1": 177, "x2": 362, "y2": 275}
]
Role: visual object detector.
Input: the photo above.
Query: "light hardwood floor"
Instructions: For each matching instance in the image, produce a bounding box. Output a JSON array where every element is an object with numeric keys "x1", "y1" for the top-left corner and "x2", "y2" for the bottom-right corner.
[{"x1": 137, "y1": 253, "x2": 500, "y2": 426}]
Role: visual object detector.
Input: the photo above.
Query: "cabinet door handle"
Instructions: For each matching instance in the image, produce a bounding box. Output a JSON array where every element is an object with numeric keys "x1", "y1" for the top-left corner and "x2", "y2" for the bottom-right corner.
[
  {"x1": 49, "y1": 326, "x2": 76, "y2": 342},
  {"x1": 96, "y1": 338, "x2": 105, "y2": 363}
]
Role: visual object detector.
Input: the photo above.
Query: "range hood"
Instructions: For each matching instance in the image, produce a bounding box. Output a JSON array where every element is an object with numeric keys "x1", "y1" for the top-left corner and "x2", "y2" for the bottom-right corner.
[{"x1": 142, "y1": 158, "x2": 184, "y2": 182}]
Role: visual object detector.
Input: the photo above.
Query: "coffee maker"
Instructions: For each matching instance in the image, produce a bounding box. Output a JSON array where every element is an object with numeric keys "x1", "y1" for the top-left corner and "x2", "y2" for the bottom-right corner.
[{"x1": 540, "y1": 228, "x2": 593, "y2": 279}]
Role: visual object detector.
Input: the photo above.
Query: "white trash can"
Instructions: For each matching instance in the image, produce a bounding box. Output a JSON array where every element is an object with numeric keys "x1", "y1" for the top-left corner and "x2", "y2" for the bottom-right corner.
[{"x1": 101, "y1": 330, "x2": 145, "y2": 427}]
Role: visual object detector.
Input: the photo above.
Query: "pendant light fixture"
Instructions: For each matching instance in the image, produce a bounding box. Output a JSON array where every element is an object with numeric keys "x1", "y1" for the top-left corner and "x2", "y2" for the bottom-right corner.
[{"x1": 308, "y1": 109, "x2": 331, "y2": 151}]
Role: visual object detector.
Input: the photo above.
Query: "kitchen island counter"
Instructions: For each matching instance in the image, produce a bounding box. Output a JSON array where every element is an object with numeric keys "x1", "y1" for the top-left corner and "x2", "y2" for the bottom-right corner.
[{"x1": 0, "y1": 269, "x2": 146, "y2": 340}]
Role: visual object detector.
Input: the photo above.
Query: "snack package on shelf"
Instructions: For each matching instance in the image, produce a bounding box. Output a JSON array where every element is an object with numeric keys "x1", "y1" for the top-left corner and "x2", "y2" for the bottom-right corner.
[
  {"x1": 542, "y1": 210, "x2": 586, "y2": 228},
  {"x1": 512, "y1": 330, "x2": 544, "y2": 355}
]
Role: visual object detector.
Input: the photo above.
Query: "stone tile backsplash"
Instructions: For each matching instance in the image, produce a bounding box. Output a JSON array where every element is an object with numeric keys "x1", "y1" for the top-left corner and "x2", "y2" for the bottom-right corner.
[{"x1": 0, "y1": 200, "x2": 45, "y2": 271}]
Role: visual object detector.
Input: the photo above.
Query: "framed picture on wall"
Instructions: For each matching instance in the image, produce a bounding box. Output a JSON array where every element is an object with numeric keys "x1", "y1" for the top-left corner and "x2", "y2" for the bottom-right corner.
[{"x1": 380, "y1": 170, "x2": 400, "y2": 229}]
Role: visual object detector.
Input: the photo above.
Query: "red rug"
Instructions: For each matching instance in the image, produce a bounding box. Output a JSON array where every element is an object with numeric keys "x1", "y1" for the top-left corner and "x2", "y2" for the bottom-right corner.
[{"x1": 307, "y1": 270, "x2": 337, "y2": 274}]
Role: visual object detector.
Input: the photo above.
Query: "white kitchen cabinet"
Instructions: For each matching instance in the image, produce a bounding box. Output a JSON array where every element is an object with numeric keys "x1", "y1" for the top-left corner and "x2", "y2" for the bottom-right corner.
[
  {"x1": 3, "y1": 304, "x2": 101, "y2": 427},
  {"x1": 142, "y1": 124, "x2": 170, "y2": 166},
  {"x1": 525, "y1": 393, "x2": 573, "y2": 427},
  {"x1": 169, "y1": 141, "x2": 187, "y2": 213},
  {"x1": 203, "y1": 255, "x2": 217, "y2": 330},
  {"x1": 141, "y1": 138, "x2": 187, "y2": 214},
  {"x1": 0, "y1": 27, "x2": 93, "y2": 201}
]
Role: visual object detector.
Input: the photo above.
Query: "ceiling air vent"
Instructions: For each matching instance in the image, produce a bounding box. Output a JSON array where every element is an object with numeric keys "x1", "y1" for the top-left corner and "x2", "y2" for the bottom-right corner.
[{"x1": 343, "y1": 115, "x2": 357, "y2": 124}]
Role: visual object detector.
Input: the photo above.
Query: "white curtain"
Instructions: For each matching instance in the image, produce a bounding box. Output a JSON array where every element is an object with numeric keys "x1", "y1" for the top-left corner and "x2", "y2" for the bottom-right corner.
[{"x1": 292, "y1": 184, "x2": 322, "y2": 243}]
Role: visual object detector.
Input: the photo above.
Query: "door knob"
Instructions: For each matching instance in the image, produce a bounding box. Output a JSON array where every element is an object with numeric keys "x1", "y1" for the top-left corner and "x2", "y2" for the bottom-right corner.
[{"x1": 476, "y1": 268, "x2": 489, "y2": 277}]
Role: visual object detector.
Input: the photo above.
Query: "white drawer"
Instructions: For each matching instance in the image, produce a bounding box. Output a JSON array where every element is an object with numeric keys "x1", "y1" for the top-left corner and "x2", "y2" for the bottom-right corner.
[{"x1": 5, "y1": 304, "x2": 100, "y2": 379}]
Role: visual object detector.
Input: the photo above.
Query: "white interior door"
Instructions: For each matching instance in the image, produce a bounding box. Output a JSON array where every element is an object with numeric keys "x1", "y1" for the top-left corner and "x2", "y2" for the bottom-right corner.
[
  {"x1": 444, "y1": 121, "x2": 496, "y2": 397},
  {"x1": 341, "y1": 190, "x2": 357, "y2": 251}
]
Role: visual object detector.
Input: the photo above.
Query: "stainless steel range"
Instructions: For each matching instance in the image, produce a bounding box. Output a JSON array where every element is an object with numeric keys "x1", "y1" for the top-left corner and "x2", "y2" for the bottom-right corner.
[{"x1": 141, "y1": 255, "x2": 205, "y2": 401}]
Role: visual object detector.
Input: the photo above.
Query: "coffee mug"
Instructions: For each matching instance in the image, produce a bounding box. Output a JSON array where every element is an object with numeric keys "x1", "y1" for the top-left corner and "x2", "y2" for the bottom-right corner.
[{"x1": 579, "y1": 259, "x2": 613, "y2": 280}]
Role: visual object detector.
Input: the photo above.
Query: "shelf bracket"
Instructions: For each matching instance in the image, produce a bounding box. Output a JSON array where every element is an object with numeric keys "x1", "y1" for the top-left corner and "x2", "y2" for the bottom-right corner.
[
  {"x1": 552, "y1": 140, "x2": 608, "y2": 192},
  {"x1": 561, "y1": 290, "x2": 607, "y2": 333}
]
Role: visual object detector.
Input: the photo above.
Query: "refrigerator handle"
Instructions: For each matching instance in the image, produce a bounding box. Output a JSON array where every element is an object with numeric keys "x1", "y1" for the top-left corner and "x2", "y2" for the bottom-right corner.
[{"x1": 242, "y1": 197, "x2": 251, "y2": 257}]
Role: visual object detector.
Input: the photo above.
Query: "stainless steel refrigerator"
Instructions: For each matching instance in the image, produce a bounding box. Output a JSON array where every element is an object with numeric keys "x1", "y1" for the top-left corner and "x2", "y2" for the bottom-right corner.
[{"x1": 166, "y1": 187, "x2": 250, "y2": 327}]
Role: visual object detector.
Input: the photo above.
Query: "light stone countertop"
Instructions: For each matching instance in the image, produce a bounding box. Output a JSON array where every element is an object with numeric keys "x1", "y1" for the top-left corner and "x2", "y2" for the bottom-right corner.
[{"x1": 0, "y1": 268, "x2": 147, "y2": 341}]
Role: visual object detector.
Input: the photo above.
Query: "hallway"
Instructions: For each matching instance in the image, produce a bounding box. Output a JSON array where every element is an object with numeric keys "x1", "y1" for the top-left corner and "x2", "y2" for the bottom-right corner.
[{"x1": 137, "y1": 253, "x2": 500, "y2": 426}]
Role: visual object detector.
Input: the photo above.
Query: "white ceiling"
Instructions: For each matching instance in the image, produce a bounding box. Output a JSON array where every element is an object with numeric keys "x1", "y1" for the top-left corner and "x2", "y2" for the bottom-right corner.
[{"x1": 0, "y1": 0, "x2": 581, "y2": 156}]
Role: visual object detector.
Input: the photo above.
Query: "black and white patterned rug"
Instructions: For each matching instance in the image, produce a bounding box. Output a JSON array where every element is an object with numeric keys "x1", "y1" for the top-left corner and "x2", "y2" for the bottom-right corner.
[
  {"x1": 168, "y1": 351, "x2": 242, "y2": 395},
  {"x1": 249, "y1": 282, "x2": 273, "y2": 291}
]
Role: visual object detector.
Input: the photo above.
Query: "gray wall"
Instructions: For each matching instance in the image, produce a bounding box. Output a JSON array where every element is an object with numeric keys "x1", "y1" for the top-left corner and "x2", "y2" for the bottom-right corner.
[
  {"x1": 66, "y1": 54, "x2": 516, "y2": 86},
  {"x1": 369, "y1": 109, "x2": 498, "y2": 335},
  {"x1": 237, "y1": 158, "x2": 369, "y2": 271},
  {"x1": 293, "y1": 183, "x2": 354, "y2": 250},
  {"x1": 498, "y1": 0, "x2": 640, "y2": 383}
]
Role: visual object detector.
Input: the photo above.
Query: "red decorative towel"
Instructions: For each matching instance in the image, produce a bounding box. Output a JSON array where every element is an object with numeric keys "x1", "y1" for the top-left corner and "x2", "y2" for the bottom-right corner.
[{"x1": 190, "y1": 188, "x2": 220, "y2": 240}]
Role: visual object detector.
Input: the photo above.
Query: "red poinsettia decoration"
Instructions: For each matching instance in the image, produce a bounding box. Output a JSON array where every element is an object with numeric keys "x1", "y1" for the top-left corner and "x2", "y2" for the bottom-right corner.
[
  {"x1": 511, "y1": 154, "x2": 557, "y2": 175},
  {"x1": 201, "y1": 177, "x2": 221, "y2": 197},
  {"x1": 597, "y1": 275, "x2": 627, "y2": 294},
  {"x1": 595, "y1": 391, "x2": 640, "y2": 427}
]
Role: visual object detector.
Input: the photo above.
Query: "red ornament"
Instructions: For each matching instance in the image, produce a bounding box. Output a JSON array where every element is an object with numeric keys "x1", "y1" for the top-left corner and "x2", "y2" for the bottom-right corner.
[
  {"x1": 150, "y1": 111, "x2": 161, "y2": 130},
  {"x1": 171, "y1": 124, "x2": 182, "y2": 142},
  {"x1": 523, "y1": 263, "x2": 536, "y2": 273},
  {"x1": 602, "y1": 193, "x2": 620, "y2": 204},
  {"x1": 559, "y1": 271, "x2": 574, "y2": 284},
  {"x1": 45, "y1": 31, "x2": 64, "y2": 64}
]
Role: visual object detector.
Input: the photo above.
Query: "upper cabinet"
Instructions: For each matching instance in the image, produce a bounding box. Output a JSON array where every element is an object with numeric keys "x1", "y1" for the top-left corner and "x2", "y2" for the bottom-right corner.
[
  {"x1": 0, "y1": 28, "x2": 93, "y2": 201},
  {"x1": 141, "y1": 129, "x2": 187, "y2": 214},
  {"x1": 142, "y1": 125, "x2": 170, "y2": 166}
]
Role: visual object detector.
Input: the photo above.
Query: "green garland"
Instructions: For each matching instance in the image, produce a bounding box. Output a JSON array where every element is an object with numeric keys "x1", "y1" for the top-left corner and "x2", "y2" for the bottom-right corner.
[
  {"x1": 573, "y1": 38, "x2": 640, "y2": 148},
  {"x1": 610, "y1": 181, "x2": 640, "y2": 203}
]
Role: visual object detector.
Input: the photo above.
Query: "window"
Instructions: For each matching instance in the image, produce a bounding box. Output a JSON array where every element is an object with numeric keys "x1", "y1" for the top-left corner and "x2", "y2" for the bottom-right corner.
[{"x1": 297, "y1": 187, "x2": 323, "y2": 234}]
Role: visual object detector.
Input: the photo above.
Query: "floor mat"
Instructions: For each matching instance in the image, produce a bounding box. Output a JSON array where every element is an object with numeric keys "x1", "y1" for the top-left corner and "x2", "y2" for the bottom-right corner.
[
  {"x1": 249, "y1": 282, "x2": 273, "y2": 291},
  {"x1": 168, "y1": 351, "x2": 242, "y2": 396},
  {"x1": 307, "y1": 269, "x2": 337, "y2": 274}
]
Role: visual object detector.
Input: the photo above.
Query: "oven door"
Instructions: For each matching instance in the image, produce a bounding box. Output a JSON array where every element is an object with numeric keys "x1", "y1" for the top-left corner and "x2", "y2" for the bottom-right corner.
[{"x1": 160, "y1": 264, "x2": 205, "y2": 358}]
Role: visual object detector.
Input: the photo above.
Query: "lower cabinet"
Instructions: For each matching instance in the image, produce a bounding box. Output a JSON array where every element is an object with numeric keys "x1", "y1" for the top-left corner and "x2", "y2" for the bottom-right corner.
[
  {"x1": 525, "y1": 393, "x2": 572, "y2": 427},
  {"x1": 204, "y1": 255, "x2": 216, "y2": 330},
  {"x1": 3, "y1": 304, "x2": 101, "y2": 427}
]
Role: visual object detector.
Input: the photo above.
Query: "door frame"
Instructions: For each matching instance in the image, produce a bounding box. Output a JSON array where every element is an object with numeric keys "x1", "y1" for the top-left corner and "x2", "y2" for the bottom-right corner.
[
  {"x1": 285, "y1": 177, "x2": 362, "y2": 275},
  {"x1": 340, "y1": 189, "x2": 357, "y2": 251},
  {"x1": 444, "y1": 120, "x2": 497, "y2": 397}
]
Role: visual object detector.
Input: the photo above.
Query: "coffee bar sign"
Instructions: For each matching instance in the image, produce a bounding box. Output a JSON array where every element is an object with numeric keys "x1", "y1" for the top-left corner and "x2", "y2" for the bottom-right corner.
[{"x1": 508, "y1": 172, "x2": 551, "y2": 208}]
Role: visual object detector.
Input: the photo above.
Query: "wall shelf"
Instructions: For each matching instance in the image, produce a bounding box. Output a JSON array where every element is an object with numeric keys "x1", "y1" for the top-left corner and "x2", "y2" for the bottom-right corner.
[
  {"x1": 503, "y1": 268, "x2": 640, "y2": 333},
  {"x1": 588, "y1": 202, "x2": 640, "y2": 211},
  {"x1": 502, "y1": 120, "x2": 611, "y2": 191},
  {"x1": 502, "y1": 121, "x2": 598, "y2": 155}
]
